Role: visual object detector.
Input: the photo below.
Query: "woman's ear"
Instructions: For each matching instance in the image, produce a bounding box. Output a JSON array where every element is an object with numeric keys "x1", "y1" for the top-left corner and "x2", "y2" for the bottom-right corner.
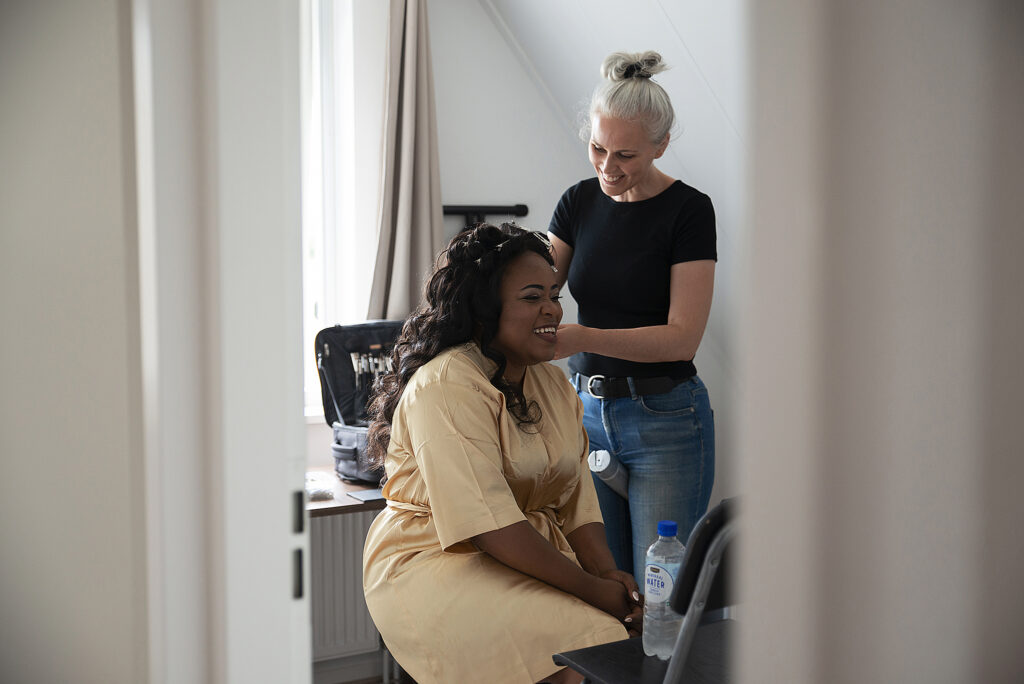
[{"x1": 654, "y1": 133, "x2": 670, "y2": 159}]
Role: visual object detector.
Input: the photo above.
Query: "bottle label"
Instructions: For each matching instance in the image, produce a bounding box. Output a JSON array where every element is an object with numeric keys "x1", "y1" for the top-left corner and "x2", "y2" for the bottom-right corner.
[{"x1": 645, "y1": 561, "x2": 681, "y2": 603}]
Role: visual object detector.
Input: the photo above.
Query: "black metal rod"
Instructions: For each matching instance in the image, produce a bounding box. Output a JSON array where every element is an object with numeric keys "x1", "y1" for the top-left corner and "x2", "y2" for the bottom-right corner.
[{"x1": 443, "y1": 204, "x2": 529, "y2": 229}]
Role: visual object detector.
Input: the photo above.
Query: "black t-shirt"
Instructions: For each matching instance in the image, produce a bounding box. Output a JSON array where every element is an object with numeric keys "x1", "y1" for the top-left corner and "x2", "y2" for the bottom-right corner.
[{"x1": 548, "y1": 178, "x2": 717, "y2": 379}]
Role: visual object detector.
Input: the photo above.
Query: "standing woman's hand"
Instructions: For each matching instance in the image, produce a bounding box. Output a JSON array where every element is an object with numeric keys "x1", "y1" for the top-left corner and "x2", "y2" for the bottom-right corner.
[{"x1": 554, "y1": 323, "x2": 588, "y2": 359}]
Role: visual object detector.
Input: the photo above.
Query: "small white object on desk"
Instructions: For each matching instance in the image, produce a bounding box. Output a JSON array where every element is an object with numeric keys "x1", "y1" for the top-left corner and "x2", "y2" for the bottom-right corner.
[{"x1": 305, "y1": 470, "x2": 337, "y2": 501}]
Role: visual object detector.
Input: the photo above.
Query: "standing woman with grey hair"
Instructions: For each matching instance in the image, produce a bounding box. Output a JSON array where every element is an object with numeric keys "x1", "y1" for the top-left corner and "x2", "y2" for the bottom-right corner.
[{"x1": 548, "y1": 51, "x2": 717, "y2": 587}]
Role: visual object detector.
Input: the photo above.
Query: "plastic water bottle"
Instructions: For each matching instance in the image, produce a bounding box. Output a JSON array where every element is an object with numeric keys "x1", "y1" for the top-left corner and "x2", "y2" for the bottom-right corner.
[
  {"x1": 587, "y1": 449, "x2": 629, "y2": 499},
  {"x1": 643, "y1": 520, "x2": 685, "y2": 660}
]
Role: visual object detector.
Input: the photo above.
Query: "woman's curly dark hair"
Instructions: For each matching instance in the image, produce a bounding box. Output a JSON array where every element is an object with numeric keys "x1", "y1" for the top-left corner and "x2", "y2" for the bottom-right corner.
[{"x1": 365, "y1": 222, "x2": 556, "y2": 469}]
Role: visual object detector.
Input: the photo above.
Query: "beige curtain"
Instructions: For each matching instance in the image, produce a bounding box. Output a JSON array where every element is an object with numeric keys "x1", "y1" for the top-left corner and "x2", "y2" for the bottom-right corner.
[{"x1": 367, "y1": 0, "x2": 444, "y2": 320}]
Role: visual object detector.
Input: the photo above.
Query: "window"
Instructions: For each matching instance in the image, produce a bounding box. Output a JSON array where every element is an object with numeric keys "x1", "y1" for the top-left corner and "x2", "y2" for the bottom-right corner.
[{"x1": 302, "y1": 0, "x2": 387, "y2": 416}]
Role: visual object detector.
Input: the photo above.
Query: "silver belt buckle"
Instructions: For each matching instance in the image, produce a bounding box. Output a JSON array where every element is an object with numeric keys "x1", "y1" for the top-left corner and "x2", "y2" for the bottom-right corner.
[{"x1": 586, "y1": 374, "x2": 606, "y2": 398}]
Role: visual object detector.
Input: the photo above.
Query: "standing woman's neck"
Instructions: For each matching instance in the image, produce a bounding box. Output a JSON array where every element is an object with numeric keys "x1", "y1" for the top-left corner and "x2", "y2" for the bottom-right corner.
[{"x1": 618, "y1": 167, "x2": 675, "y2": 203}]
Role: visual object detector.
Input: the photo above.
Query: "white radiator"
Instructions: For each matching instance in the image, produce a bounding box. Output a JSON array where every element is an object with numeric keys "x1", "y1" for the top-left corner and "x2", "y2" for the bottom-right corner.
[{"x1": 310, "y1": 510, "x2": 381, "y2": 660}]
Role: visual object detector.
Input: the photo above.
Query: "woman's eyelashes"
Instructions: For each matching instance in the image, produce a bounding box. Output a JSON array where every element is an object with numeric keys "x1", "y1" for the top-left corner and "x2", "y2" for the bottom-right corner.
[{"x1": 591, "y1": 144, "x2": 634, "y2": 160}]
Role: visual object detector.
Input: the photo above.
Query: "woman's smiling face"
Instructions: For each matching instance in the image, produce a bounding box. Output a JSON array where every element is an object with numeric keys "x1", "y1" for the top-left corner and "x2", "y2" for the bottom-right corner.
[
  {"x1": 588, "y1": 113, "x2": 668, "y2": 202},
  {"x1": 490, "y1": 251, "x2": 562, "y2": 383}
]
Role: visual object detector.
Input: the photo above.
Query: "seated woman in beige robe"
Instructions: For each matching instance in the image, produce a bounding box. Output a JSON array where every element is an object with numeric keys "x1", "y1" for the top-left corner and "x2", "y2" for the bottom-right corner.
[{"x1": 362, "y1": 223, "x2": 641, "y2": 684}]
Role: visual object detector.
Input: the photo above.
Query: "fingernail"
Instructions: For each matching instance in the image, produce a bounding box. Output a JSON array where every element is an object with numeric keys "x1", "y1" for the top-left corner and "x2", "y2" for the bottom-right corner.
[
  {"x1": 632, "y1": 591, "x2": 639, "y2": 601},
  {"x1": 625, "y1": 617, "x2": 632, "y2": 623}
]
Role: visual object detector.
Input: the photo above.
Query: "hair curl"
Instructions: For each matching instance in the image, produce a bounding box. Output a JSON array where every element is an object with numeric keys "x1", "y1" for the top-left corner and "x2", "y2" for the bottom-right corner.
[
  {"x1": 580, "y1": 50, "x2": 675, "y2": 145},
  {"x1": 365, "y1": 223, "x2": 556, "y2": 469}
]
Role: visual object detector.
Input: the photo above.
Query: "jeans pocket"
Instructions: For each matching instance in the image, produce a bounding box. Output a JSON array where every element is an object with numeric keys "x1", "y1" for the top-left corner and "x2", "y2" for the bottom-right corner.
[{"x1": 638, "y1": 384, "x2": 696, "y2": 416}]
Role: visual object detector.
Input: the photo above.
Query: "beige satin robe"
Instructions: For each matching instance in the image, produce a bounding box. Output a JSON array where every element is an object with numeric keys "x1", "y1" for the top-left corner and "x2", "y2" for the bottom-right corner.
[{"x1": 362, "y1": 343, "x2": 627, "y2": 683}]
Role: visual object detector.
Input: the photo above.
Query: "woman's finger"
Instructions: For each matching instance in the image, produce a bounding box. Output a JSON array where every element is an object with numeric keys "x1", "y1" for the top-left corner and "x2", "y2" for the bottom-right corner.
[{"x1": 604, "y1": 569, "x2": 641, "y2": 604}]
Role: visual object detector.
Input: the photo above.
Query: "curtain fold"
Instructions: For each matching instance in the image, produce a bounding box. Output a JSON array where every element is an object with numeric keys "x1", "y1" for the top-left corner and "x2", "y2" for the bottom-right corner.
[{"x1": 367, "y1": 0, "x2": 444, "y2": 320}]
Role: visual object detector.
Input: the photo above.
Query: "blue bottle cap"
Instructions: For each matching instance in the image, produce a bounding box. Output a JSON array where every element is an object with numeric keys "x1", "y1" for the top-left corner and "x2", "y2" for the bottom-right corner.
[{"x1": 657, "y1": 520, "x2": 678, "y2": 537}]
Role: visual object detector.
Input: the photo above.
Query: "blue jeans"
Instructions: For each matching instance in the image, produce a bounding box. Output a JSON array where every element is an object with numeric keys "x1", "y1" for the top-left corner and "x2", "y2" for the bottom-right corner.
[{"x1": 575, "y1": 375, "x2": 715, "y2": 587}]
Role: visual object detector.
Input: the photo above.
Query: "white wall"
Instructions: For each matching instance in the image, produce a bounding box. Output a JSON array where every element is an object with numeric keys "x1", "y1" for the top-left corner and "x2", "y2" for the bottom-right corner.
[
  {"x1": 428, "y1": 0, "x2": 746, "y2": 502},
  {"x1": 429, "y1": 0, "x2": 594, "y2": 242}
]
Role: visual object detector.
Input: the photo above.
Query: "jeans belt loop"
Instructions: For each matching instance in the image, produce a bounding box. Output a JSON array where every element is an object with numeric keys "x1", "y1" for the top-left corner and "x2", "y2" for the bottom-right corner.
[
  {"x1": 626, "y1": 376, "x2": 638, "y2": 401},
  {"x1": 585, "y1": 374, "x2": 605, "y2": 398}
]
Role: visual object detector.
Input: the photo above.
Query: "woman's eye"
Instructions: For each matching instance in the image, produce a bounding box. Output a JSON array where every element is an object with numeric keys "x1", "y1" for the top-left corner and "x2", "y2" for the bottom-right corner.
[
  {"x1": 552, "y1": 295, "x2": 562, "y2": 302},
  {"x1": 619, "y1": 153, "x2": 634, "y2": 159}
]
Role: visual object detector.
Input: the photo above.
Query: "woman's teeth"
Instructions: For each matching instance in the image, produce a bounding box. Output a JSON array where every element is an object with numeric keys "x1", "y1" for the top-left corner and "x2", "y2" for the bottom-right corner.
[{"x1": 533, "y1": 327, "x2": 556, "y2": 334}]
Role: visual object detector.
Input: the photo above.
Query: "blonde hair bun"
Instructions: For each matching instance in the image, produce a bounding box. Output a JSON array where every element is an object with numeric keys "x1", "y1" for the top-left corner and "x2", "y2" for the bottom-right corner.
[{"x1": 601, "y1": 51, "x2": 668, "y2": 82}]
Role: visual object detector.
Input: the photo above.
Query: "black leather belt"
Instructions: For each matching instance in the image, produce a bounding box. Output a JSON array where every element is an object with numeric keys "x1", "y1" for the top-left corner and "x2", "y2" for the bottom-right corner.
[{"x1": 576, "y1": 373, "x2": 687, "y2": 399}]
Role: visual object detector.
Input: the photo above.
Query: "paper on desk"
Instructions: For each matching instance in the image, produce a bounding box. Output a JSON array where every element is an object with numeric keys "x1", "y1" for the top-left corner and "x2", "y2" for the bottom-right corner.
[{"x1": 347, "y1": 488, "x2": 385, "y2": 502}]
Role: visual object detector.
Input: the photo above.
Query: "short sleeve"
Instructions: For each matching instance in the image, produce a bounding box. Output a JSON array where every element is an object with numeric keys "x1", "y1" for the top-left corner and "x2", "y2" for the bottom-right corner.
[
  {"x1": 554, "y1": 391, "x2": 604, "y2": 535},
  {"x1": 670, "y1": 192, "x2": 717, "y2": 264},
  {"x1": 548, "y1": 184, "x2": 578, "y2": 248},
  {"x1": 401, "y1": 380, "x2": 526, "y2": 550}
]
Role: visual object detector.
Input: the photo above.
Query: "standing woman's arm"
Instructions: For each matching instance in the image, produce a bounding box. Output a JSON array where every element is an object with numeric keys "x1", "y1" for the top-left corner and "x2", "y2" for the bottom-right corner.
[{"x1": 553, "y1": 259, "x2": 715, "y2": 363}]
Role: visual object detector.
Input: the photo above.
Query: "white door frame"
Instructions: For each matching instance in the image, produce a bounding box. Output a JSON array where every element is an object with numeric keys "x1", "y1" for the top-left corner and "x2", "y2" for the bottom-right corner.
[{"x1": 133, "y1": 0, "x2": 310, "y2": 681}]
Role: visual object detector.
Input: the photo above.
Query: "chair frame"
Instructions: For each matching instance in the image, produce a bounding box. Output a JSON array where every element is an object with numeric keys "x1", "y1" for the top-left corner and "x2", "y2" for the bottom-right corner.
[{"x1": 661, "y1": 517, "x2": 735, "y2": 684}]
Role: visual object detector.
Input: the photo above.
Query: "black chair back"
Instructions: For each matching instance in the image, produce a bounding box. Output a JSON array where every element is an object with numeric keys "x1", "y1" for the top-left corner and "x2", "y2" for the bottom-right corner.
[{"x1": 671, "y1": 497, "x2": 735, "y2": 617}]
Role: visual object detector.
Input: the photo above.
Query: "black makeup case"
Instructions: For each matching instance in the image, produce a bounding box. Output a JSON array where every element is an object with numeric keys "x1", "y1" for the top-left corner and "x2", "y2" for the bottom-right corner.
[{"x1": 314, "y1": 320, "x2": 404, "y2": 485}]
